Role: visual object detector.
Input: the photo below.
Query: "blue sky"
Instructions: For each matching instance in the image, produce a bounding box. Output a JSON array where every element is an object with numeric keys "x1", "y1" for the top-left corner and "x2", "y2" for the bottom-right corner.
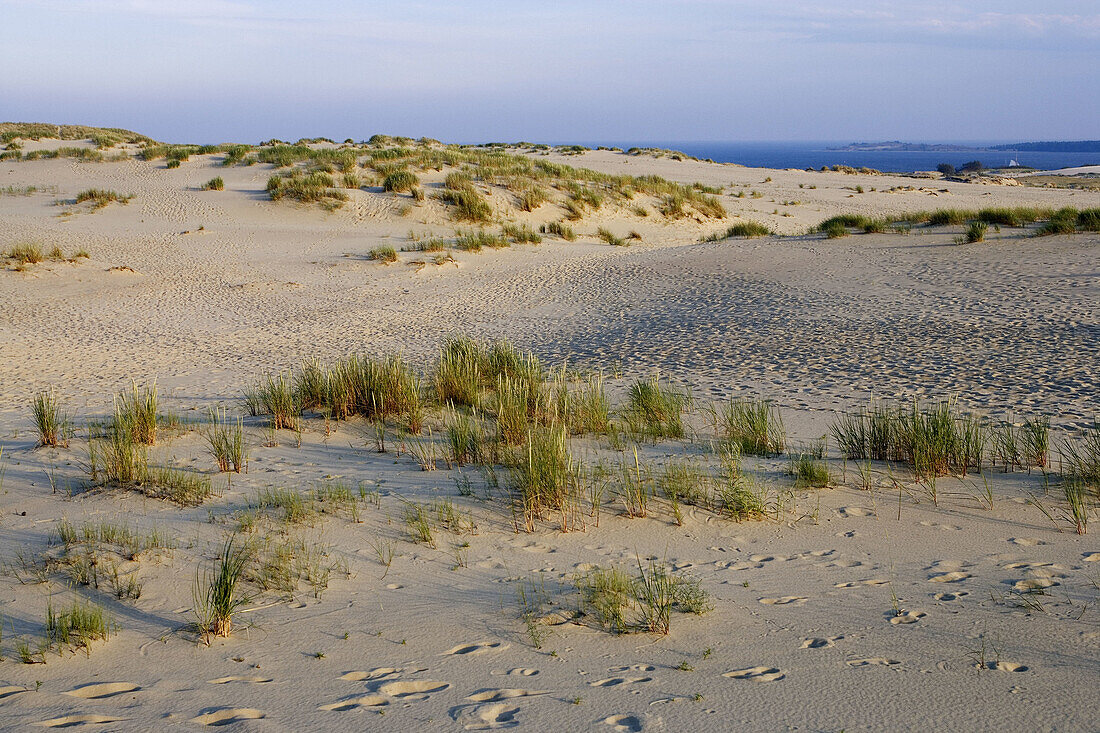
[{"x1": 3, "y1": 1, "x2": 1097, "y2": 143}]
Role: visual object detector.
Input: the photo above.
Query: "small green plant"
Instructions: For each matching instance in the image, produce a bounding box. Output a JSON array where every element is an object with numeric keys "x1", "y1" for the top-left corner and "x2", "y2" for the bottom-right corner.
[
  {"x1": 45, "y1": 600, "x2": 113, "y2": 656},
  {"x1": 113, "y1": 380, "x2": 158, "y2": 445},
  {"x1": 32, "y1": 390, "x2": 69, "y2": 447},
  {"x1": 596, "y1": 227, "x2": 626, "y2": 247},
  {"x1": 368, "y1": 245, "x2": 398, "y2": 263},
  {"x1": 382, "y1": 169, "x2": 419, "y2": 193},
  {"x1": 207, "y1": 408, "x2": 247, "y2": 473},
  {"x1": 502, "y1": 222, "x2": 542, "y2": 244},
  {"x1": 201, "y1": 176, "x2": 225, "y2": 191},
  {"x1": 75, "y1": 189, "x2": 133, "y2": 209},
  {"x1": 404, "y1": 503, "x2": 435, "y2": 547},
  {"x1": 625, "y1": 377, "x2": 688, "y2": 439},
  {"x1": 193, "y1": 537, "x2": 252, "y2": 642},
  {"x1": 9, "y1": 242, "x2": 44, "y2": 264},
  {"x1": 701, "y1": 221, "x2": 773, "y2": 240},
  {"x1": 715, "y1": 398, "x2": 785, "y2": 455},
  {"x1": 788, "y1": 441, "x2": 831, "y2": 488}
]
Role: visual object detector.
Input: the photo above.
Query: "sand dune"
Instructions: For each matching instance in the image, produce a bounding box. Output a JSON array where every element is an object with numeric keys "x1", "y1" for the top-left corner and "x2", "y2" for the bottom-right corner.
[{"x1": 0, "y1": 137, "x2": 1097, "y2": 731}]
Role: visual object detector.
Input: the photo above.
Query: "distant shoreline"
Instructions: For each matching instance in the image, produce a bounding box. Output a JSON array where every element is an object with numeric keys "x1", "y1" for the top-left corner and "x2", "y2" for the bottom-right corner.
[{"x1": 830, "y1": 140, "x2": 1100, "y2": 154}]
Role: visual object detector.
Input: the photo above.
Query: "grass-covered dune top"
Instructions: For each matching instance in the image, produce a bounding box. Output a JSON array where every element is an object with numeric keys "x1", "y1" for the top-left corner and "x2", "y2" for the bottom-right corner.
[
  {"x1": 0, "y1": 122, "x2": 155, "y2": 146},
  {"x1": 212, "y1": 137, "x2": 729, "y2": 220}
]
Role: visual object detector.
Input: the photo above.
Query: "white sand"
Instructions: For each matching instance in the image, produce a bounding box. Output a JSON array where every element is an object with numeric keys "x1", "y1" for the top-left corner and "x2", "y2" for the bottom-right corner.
[{"x1": 0, "y1": 142, "x2": 1097, "y2": 731}]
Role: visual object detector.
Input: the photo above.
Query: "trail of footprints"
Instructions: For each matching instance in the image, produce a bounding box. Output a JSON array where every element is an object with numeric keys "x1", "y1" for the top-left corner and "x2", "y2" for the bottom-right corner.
[{"x1": 25, "y1": 543, "x2": 1066, "y2": 729}]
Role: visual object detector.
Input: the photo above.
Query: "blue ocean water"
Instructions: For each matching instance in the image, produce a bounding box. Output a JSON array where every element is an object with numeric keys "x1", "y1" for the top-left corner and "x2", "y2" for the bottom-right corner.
[{"x1": 572, "y1": 141, "x2": 1100, "y2": 174}]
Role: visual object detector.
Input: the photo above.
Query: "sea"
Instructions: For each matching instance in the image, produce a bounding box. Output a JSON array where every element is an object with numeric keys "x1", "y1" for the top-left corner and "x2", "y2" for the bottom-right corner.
[{"x1": 568, "y1": 141, "x2": 1100, "y2": 174}]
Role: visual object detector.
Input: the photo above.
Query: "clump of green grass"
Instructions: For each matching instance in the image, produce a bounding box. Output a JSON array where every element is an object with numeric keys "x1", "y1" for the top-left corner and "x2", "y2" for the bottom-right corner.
[
  {"x1": 266, "y1": 170, "x2": 348, "y2": 210},
  {"x1": 505, "y1": 426, "x2": 584, "y2": 532},
  {"x1": 823, "y1": 220, "x2": 849, "y2": 238},
  {"x1": 144, "y1": 465, "x2": 214, "y2": 506},
  {"x1": 517, "y1": 186, "x2": 548, "y2": 211},
  {"x1": 32, "y1": 390, "x2": 70, "y2": 447},
  {"x1": 9, "y1": 242, "x2": 44, "y2": 265},
  {"x1": 833, "y1": 399, "x2": 988, "y2": 478},
  {"x1": 89, "y1": 425, "x2": 148, "y2": 486},
  {"x1": 502, "y1": 223, "x2": 542, "y2": 244},
  {"x1": 439, "y1": 186, "x2": 493, "y2": 222},
  {"x1": 382, "y1": 169, "x2": 419, "y2": 193},
  {"x1": 113, "y1": 381, "x2": 158, "y2": 445},
  {"x1": 75, "y1": 189, "x2": 133, "y2": 209},
  {"x1": 454, "y1": 228, "x2": 508, "y2": 251},
  {"x1": 596, "y1": 227, "x2": 626, "y2": 246},
  {"x1": 446, "y1": 408, "x2": 485, "y2": 466},
  {"x1": 435, "y1": 337, "x2": 484, "y2": 407},
  {"x1": 207, "y1": 408, "x2": 247, "y2": 473},
  {"x1": 787, "y1": 441, "x2": 830, "y2": 488},
  {"x1": 201, "y1": 176, "x2": 224, "y2": 191},
  {"x1": 577, "y1": 561, "x2": 711, "y2": 635},
  {"x1": 193, "y1": 537, "x2": 253, "y2": 642},
  {"x1": 1060, "y1": 420, "x2": 1099, "y2": 487},
  {"x1": 553, "y1": 370, "x2": 610, "y2": 435},
  {"x1": 701, "y1": 221, "x2": 773, "y2": 240},
  {"x1": 46, "y1": 600, "x2": 113, "y2": 655},
  {"x1": 250, "y1": 373, "x2": 300, "y2": 430},
  {"x1": 714, "y1": 398, "x2": 786, "y2": 456},
  {"x1": 714, "y1": 447, "x2": 769, "y2": 520},
  {"x1": 255, "y1": 486, "x2": 312, "y2": 524},
  {"x1": 541, "y1": 221, "x2": 577, "y2": 241},
  {"x1": 967, "y1": 221, "x2": 989, "y2": 242},
  {"x1": 625, "y1": 377, "x2": 688, "y2": 439},
  {"x1": 368, "y1": 245, "x2": 398, "y2": 263},
  {"x1": 1035, "y1": 207, "x2": 1080, "y2": 236}
]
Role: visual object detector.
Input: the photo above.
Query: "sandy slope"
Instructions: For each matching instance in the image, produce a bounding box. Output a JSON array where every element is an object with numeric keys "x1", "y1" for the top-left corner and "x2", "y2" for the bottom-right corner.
[{"x1": 0, "y1": 143, "x2": 1097, "y2": 731}]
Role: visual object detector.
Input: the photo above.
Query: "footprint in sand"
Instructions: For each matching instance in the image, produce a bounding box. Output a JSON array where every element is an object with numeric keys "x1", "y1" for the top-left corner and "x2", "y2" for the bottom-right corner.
[
  {"x1": 516, "y1": 542, "x2": 554, "y2": 553},
  {"x1": 801, "y1": 636, "x2": 844, "y2": 649},
  {"x1": 723, "y1": 666, "x2": 785, "y2": 682},
  {"x1": 1004, "y1": 561, "x2": 1058, "y2": 570},
  {"x1": 466, "y1": 689, "x2": 549, "y2": 702},
  {"x1": 836, "y1": 506, "x2": 873, "y2": 517},
  {"x1": 602, "y1": 714, "x2": 644, "y2": 732},
  {"x1": 650, "y1": 697, "x2": 693, "y2": 705},
  {"x1": 377, "y1": 680, "x2": 451, "y2": 698},
  {"x1": 492, "y1": 668, "x2": 539, "y2": 677},
  {"x1": 457, "y1": 702, "x2": 521, "y2": 730},
  {"x1": 933, "y1": 590, "x2": 970, "y2": 601},
  {"x1": 341, "y1": 666, "x2": 425, "y2": 681},
  {"x1": 847, "y1": 657, "x2": 900, "y2": 668},
  {"x1": 444, "y1": 641, "x2": 509, "y2": 656},
  {"x1": 1008, "y1": 537, "x2": 1047, "y2": 546},
  {"x1": 319, "y1": 694, "x2": 390, "y2": 711},
  {"x1": 476, "y1": 558, "x2": 507, "y2": 569},
  {"x1": 976, "y1": 661, "x2": 1029, "y2": 673},
  {"x1": 207, "y1": 676, "x2": 272, "y2": 685},
  {"x1": 929, "y1": 571, "x2": 970, "y2": 583},
  {"x1": 1084, "y1": 552, "x2": 1100, "y2": 563},
  {"x1": 0, "y1": 686, "x2": 27, "y2": 700},
  {"x1": 590, "y1": 677, "x2": 653, "y2": 688},
  {"x1": 1013, "y1": 577, "x2": 1058, "y2": 592},
  {"x1": 190, "y1": 708, "x2": 266, "y2": 726},
  {"x1": 33, "y1": 715, "x2": 126, "y2": 728},
  {"x1": 889, "y1": 610, "x2": 926, "y2": 625},
  {"x1": 759, "y1": 596, "x2": 808, "y2": 606},
  {"x1": 918, "y1": 521, "x2": 961, "y2": 531},
  {"x1": 824, "y1": 559, "x2": 864, "y2": 569},
  {"x1": 609, "y1": 665, "x2": 656, "y2": 673},
  {"x1": 63, "y1": 682, "x2": 141, "y2": 700}
]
